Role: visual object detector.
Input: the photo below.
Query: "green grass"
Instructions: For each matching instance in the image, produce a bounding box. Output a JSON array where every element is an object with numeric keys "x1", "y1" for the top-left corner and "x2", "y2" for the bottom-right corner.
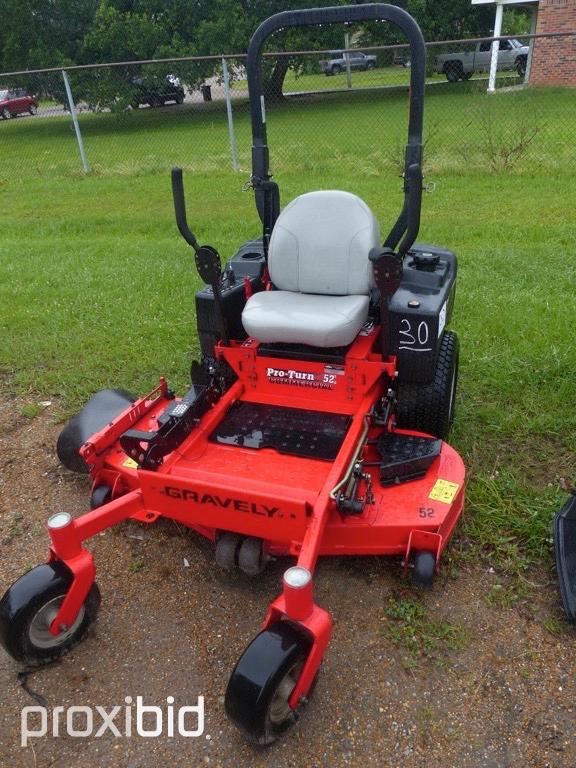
[
  {"x1": 232, "y1": 64, "x2": 443, "y2": 92},
  {"x1": 20, "y1": 402, "x2": 45, "y2": 418},
  {"x1": 0, "y1": 83, "x2": 575, "y2": 573},
  {"x1": 38, "y1": 97, "x2": 59, "y2": 108},
  {"x1": 382, "y1": 597, "x2": 467, "y2": 665},
  {"x1": 231, "y1": 64, "x2": 507, "y2": 94}
]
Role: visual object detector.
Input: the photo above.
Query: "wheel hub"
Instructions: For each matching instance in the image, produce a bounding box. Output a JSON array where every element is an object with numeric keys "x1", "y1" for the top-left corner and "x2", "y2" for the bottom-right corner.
[
  {"x1": 28, "y1": 596, "x2": 85, "y2": 649},
  {"x1": 268, "y1": 663, "x2": 302, "y2": 725}
]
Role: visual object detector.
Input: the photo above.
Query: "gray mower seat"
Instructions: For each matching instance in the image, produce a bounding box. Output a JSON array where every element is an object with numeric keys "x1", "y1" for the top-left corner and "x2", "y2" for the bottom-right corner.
[{"x1": 242, "y1": 190, "x2": 380, "y2": 348}]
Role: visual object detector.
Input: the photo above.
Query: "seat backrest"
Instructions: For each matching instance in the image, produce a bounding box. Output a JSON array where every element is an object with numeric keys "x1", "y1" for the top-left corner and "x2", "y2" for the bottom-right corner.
[{"x1": 268, "y1": 190, "x2": 380, "y2": 296}]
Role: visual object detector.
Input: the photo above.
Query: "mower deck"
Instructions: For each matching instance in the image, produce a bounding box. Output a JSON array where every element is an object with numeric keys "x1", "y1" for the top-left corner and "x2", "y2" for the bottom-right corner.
[
  {"x1": 75, "y1": 327, "x2": 464, "y2": 563},
  {"x1": 103, "y1": 403, "x2": 464, "y2": 557}
]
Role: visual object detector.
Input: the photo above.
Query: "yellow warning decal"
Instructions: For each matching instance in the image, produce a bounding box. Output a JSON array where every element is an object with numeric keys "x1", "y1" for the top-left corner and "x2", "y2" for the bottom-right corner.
[
  {"x1": 429, "y1": 479, "x2": 460, "y2": 504},
  {"x1": 123, "y1": 457, "x2": 139, "y2": 469}
]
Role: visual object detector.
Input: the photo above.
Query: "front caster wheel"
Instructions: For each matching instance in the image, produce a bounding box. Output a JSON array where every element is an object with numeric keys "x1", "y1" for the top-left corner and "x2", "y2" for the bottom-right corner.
[
  {"x1": 410, "y1": 550, "x2": 436, "y2": 588},
  {"x1": 0, "y1": 562, "x2": 100, "y2": 665},
  {"x1": 225, "y1": 622, "x2": 313, "y2": 745}
]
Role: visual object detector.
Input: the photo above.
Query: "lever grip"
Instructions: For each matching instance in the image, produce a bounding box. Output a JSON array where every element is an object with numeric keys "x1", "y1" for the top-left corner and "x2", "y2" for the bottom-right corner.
[{"x1": 171, "y1": 167, "x2": 199, "y2": 252}]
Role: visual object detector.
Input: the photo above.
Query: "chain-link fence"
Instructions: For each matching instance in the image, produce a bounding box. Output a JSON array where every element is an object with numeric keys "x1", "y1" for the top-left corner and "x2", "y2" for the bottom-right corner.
[{"x1": 1, "y1": 31, "x2": 574, "y2": 182}]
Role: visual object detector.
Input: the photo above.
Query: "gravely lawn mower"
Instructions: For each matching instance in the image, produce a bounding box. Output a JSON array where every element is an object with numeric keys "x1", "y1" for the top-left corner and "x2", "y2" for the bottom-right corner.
[{"x1": 0, "y1": 5, "x2": 466, "y2": 745}]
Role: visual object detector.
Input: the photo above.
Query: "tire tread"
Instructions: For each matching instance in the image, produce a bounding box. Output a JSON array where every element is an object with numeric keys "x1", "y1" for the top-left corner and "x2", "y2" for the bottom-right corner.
[{"x1": 396, "y1": 331, "x2": 459, "y2": 440}]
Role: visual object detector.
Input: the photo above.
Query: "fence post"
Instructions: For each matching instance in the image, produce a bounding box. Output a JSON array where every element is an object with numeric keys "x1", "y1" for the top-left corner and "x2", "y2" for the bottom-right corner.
[
  {"x1": 344, "y1": 32, "x2": 352, "y2": 89},
  {"x1": 62, "y1": 69, "x2": 90, "y2": 173},
  {"x1": 525, "y1": 7, "x2": 538, "y2": 84},
  {"x1": 222, "y1": 58, "x2": 239, "y2": 172},
  {"x1": 487, "y1": 3, "x2": 503, "y2": 93}
]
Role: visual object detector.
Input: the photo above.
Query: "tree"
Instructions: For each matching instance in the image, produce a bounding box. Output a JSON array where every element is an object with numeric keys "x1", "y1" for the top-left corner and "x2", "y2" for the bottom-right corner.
[
  {"x1": 403, "y1": 1, "x2": 495, "y2": 40},
  {"x1": 76, "y1": 0, "x2": 354, "y2": 105},
  {"x1": 0, "y1": 0, "x2": 505, "y2": 107},
  {"x1": 189, "y1": 0, "x2": 352, "y2": 101},
  {"x1": 0, "y1": 0, "x2": 98, "y2": 71}
]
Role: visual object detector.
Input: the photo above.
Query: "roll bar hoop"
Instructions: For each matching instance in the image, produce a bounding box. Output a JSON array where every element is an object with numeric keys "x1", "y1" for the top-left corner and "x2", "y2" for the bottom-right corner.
[{"x1": 246, "y1": 3, "x2": 426, "y2": 257}]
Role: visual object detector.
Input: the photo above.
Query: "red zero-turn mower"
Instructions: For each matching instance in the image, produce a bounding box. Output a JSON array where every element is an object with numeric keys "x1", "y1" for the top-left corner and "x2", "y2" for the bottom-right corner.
[{"x1": 0, "y1": 4, "x2": 466, "y2": 745}]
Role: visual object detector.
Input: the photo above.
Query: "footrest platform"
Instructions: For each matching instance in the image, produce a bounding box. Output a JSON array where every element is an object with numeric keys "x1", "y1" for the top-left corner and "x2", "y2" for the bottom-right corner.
[
  {"x1": 377, "y1": 433, "x2": 442, "y2": 486},
  {"x1": 210, "y1": 402, "x2": 350, "y2": 461}
]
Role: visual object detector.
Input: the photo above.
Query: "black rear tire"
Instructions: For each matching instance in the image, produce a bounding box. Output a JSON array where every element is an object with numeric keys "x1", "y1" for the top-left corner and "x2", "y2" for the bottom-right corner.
[
  {"x1": 395, "y1": 331, "x2": 459, "y2": 440},
  {"x1": 445, "y1": 62, "x2": 464, "y2": 82},
  {"x1": 554, "y1": 495, "x2": 576, "y2": 622},
  {"x1": 225, "y1": 622, "x2": 312, "y2": 745}
]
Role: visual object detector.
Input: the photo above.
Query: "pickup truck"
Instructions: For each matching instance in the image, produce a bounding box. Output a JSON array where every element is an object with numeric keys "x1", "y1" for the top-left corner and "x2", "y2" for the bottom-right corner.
[
  {"x1": 435, "y1": 38, "x2": 529, "y2": 82},
  {"x1": 131, "y1": 75, "x2": 185, "y2": 108},
  {"x1": 319, "y1": 51, "x2": 377, "y2": 76}
]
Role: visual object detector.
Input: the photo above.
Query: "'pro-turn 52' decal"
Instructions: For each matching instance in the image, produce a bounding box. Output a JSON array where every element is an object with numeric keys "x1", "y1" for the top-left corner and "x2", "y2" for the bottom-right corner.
[{"x1": 265, "y1": 365, "x2": 343, "y2": 390}]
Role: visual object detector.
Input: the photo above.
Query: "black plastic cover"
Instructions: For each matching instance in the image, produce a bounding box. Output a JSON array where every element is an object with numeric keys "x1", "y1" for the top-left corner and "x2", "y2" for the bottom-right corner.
[
  {"x1": 554, "y1": 495, "x2": 576, "y2": 622},
  {"x1": 195, "y1": 239, "x2": 265, "y2": 356},
  {"x1": 257, "y1": 341, "x2": 348, "y2": 365},
  {"x1": 228, "y1": 238, "x2": 266, "y2": 279},
  {"x1": 56, "y1": 389, "x2": 136, "y2": 473},
  {"x1": 389, "y1": 243, "x2": 458, "y2": 383},
  {"x1": 378, "y1": 432, "x2": 441, "y2": 485}
]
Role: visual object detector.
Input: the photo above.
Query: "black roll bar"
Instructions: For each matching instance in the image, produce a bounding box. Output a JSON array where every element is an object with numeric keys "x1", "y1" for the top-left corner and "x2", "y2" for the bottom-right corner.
[{"x1": 246, "y1": 4, "x2": 426, "y2": 256}]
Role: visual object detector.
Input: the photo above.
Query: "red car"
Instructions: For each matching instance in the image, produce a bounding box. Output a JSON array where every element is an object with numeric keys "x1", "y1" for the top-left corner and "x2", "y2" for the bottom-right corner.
[{"x1": 0, "y1": 88, "x2": 38, "y2": 119}]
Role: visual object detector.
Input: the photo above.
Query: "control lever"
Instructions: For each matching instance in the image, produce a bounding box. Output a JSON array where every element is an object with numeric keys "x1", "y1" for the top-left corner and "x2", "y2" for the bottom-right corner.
[
  {"x1": 369, "y1": 247, "x2": 403, "y2": 359},
  {"x1": 120, "y1": 386, "x2": 212, "y2": 470},
  {"x1": 171, "y1": 167, "x2": 229, "y2": 345}
]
